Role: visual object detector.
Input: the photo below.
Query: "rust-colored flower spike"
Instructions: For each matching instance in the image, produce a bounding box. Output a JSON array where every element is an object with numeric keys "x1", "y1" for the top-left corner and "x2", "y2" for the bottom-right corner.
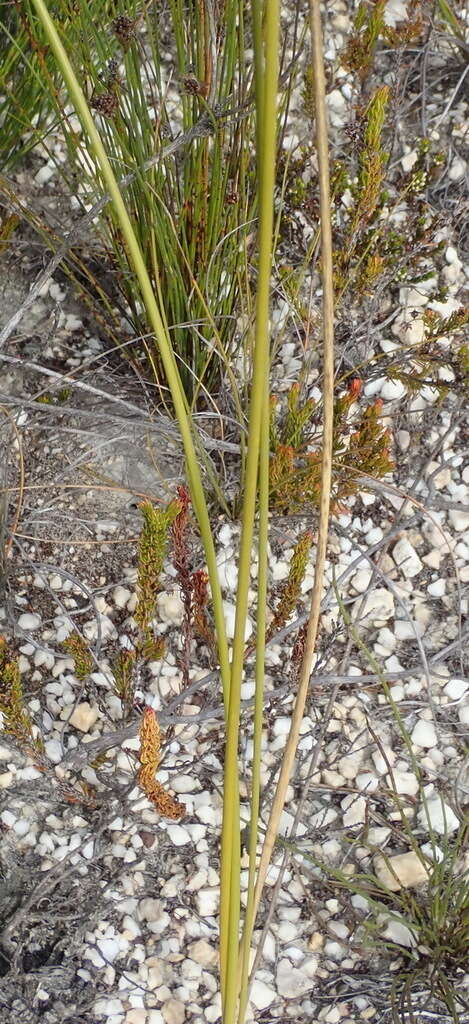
[
  {"x1": 138, "y1": 707, "x2": 185, "y2": 820},
  {"x1": 349, "y1": 377, "x2": 362, "y2": 398}
]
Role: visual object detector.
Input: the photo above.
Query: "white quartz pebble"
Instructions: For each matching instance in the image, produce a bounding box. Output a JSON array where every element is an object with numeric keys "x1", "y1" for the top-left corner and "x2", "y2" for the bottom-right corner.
[
  {"x1": 418, "y1": 797, "x2": 459, "y2": 835},
  {"x1": 18, "y1": 613, "x2": 41, "y2": 631},
  {"x1": 113, "y1": 586, "x2": 132, "y2": 608},
  {"x1": 249, "y1": 979, "x2": 276, "y2": 1010},
  {"x1": 411, "y1": 719, "x2": 437, "y2": 748},
  {"x1": 69, "y1": 702, "x2": 99, "y2": 733},
  {"x1": 393, "y1": 538, "x2": 423, "y2": 579}
]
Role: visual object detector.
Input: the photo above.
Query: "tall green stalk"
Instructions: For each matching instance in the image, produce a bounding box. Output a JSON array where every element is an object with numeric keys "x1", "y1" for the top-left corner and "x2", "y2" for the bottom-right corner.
[
  {"x1": 219, "y1": 1, "x2": 280, "y2": 1020},
  {"x1": 236, "y1": 0, "x2": 335, "y2": 1005}
]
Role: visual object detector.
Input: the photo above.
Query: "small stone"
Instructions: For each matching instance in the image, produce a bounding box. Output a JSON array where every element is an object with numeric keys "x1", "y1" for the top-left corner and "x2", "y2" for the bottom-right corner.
[
  {"x1": 323, "y1": 940, "x2": 344, "y2": 960},
  {"x1": 17, "y1": 612, "x2": 41, "y2": 631},
  {"x1": 392, "y1": 538, "x2": 423, "y2": 579},
  {"x1": 187, "y1": 939, "x2": 217, "y2": 967},
  {"x1": 338, "y1": 752, "x2": 364, "y2": 780},
  {"x1": 458, "y1": 705, "x2": 469, "y2": 726},
  {"x1": 166, "y1": 824, "x2": 191, "y2": 846},
  {"x1": 356, "y1": 588, "x2": 394, "y2": 625},
  {"x1": 125, "y1": 1011, "x2": 147, "y2": 1024},
  {"x1": 327, "y1": 88, "x2": 347, "y2": 127},
  {"x1": 138, "y1": 898, "x2": 164, "y2": 924},
  {"x1": 322, "y1": 769, "x2": 344, "y2": 789},
  {"x1": 380, "y1": 379, "x2": 406, "y2": 401},
  {"x1": 171, "y1": 775, "x2": 198, "y2": 794},
  {"x1": 44, "y1": 738, "x2": 62, "y2": 763},
  {"x1": 422, "y1": 549, "x2": 441, "y2": 570},
  {"x1": 273, "y1": 716, "x2": 291, "y2": 736},
  {"x1": 391, "y1": 770, "x2": 419, "y2": 797},
  {"x1": 279, "y1": 810, "x2": 307, "y2": 837},
  {"x1": 392, "y1": 312, "x2": 425, "y2": 345},
  {"x1": 308, "y1": 931, "x2": 324, "y2": 952},
  {"x1": 426, "y1": 463, "x2": 451, "y2": 490},
  {"x1": 372, "y1": 747, "x2": 395, "y2": 774},
  {"x1": 427, "y1": 579, "x2": 445, "y2": 598},
  {"x1": 376, "y1": 627, "x2": 396, "y2": 652},
  {"x1": 156, "y1": 592, "x2": 184, "y2": 626},
  {"x1": 97, "y1": 936, "x2": 120, "y2": 962},
  {"x1": 323, "y1": 1010, "x2": 341, "y2": 1024},
  {"x1": 411, "y1": 719, "x2": 437, "y2": 748},
  {"x1": 69, "y1": 702, "x2": 99, "y2": 733},
  {"x1": 382, "y1": 916, "x2": 417, "y2": 947},
  {"x1": 277, "y1": 958, "x2": 315, "y2": 998},
  {"x1": 250, "y1": 979, "x2": 276, "y2": 1010},
  {"x1": 449, "y1": 156, "x2": 466, "y2": 181},
  {"x1": 365, "y1": 525, "x2": 384, "y2": 545},
  {"x1": 95, "y1": 998, "x2": 124, "y2": 1016},
  {"x1": 448, "y1": 509, "x2": 469, "y2": 532},
  {"x1": 196, "y1": 887, "x2": 218, "y2": 917},
  {"x1": 341, "y1": 794, "x2": 367, "y2": 827},
  {"x1": 162, "y1": 998, "x2": 185, "y2": 1024},
  {"x1": 277, "y1": 921, "x2": 298, "y2": 942},
  {"x1": 194, "y1": 804, "x2": 217, "y2": 826},
  {"x1": 350, "y1": 568, "x2": 373, "y2": 594},
  {"x1": 84, "y1": 616, "x2": 117, "y2": 641},
  {"x1": 356, "y1": 772, "x2": 379, "y2": 793},
  {"x1": 445, "y1": 678, "x2": 468, "y2": 701},
  {"x1": 218, "y1": 523, "x2": 232, "y2": 546},
  {"x1": 113, "y1": 586, "x2": 132, "y2": 609},
  {"x1": 374, "y1": 851, "x2": 430, "y2": 891},
  {"x1": 223, "y1": 601, "x2": 253, "y2": 640},
  {"x1": 271, "y1": 559, "x2": 290, "y2": 582},
  {"x1": 82, "y1": 840, "x2": 95, "y2": 860},
  {"x1": 394, "y1": 619, "x2": 425, "y2": 641},
  {"x1": 401, "y1": 149, "x2": 418, "y2": 172},
  {"x1": 34, "y1": 163, "x2": 55, "y2": 185},
  {"x1": 418, "y1": 797, "x2": 459, "y2": 835}
]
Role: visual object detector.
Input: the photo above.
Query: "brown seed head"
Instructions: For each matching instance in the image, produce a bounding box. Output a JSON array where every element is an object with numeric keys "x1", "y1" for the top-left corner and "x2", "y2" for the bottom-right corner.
[
  {"x1": 112, "y1": 15, "x2": 137, "y2": 48},
  {"x1": 91, "y1": 91, "x2": 119, "y2": 118}
]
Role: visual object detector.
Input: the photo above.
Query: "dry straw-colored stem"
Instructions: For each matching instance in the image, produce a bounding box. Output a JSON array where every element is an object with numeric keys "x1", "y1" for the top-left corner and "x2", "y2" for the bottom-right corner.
[{"x1": 242, "y1": 0, "x2": 335, "y2": 965}]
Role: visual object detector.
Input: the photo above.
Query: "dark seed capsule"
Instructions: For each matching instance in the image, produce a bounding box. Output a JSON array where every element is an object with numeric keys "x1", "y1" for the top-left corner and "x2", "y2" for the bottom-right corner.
[
  {"x1": 112, "y1": 15, "x2": 137, "y2": 48},
  {"x1": 91, "y1": 91, "x2": 119, "y2": 118}
]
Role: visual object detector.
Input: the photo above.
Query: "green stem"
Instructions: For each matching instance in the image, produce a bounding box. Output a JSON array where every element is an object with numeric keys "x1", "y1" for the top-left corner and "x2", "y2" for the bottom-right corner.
[
  {"x1": 219, "y1": 0, "x2": 279, "y2": 1019},
  {"x1": 237, "y1": 374, "x2": 269, "y2": 1023}
]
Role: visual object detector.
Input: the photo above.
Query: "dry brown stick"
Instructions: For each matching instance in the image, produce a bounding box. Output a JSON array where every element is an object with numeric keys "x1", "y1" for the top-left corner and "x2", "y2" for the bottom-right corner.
[{"x1": 239, "y1": 0, "x2": 335, "y2": 988}]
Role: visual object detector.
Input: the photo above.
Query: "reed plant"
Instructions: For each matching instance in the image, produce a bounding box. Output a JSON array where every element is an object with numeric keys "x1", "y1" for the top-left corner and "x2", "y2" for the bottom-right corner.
[
  {"x1": 15, "y1": 3, "x2": 336, "y2": 1022},
  {"x1": 3, "y1": 0, "x2": 257, "y2": 404}
]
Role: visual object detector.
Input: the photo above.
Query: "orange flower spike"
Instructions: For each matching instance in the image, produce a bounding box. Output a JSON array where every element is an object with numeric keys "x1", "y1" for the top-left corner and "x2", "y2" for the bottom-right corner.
[
  {"x1": 139, "y1": 706, "x2": 161, "y2": 769},
  {"x1": 137, "y1": 708, "x2": 186, "y2": 820},
  {"x1": 349, "y1": 377, "x2": 362, "y2": 398}
]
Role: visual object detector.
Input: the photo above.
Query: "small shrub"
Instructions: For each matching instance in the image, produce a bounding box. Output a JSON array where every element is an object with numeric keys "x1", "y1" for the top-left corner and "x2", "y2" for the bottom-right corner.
[{"x1": 269, "y1": 381, "x2": 393, "y2": 514}]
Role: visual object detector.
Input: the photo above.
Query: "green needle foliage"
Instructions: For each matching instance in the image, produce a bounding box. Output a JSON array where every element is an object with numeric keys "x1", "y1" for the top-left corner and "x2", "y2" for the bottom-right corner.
[
  {"x1": 269, "y1": 381, "x2": 394, "y2": 514},
  {"x1": 11, "y1": 0, "x2": 256, "y2": 403},
  {"x1": 135, "y1": 497, "x2": 180, "y2": 646},
  {"x1": 0, "y1": 635, "x2": 42, "y2": 755}
]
